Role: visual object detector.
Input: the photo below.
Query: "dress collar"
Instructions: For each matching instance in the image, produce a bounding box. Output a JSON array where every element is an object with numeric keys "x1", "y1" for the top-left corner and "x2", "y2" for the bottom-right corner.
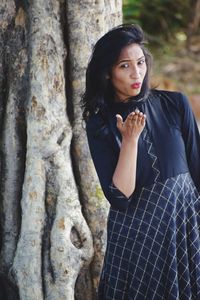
[{"x1": 109, "y1": 93, "x2": 149, "y2": 112}]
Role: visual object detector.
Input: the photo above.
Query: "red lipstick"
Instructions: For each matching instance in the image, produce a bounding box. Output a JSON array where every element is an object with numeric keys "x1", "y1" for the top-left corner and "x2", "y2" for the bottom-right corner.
[{"x1": 131, "y1": 82, "x2": 141, "y2": 89}]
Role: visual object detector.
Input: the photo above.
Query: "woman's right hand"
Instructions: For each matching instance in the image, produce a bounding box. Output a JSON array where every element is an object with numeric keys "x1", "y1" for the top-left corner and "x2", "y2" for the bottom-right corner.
[
  {"x1": 113, "y1": 109, "x2": 146, "y2": 197},
  {"x1": 116, "y1": 110, "x2": 146, "y2": 141}
]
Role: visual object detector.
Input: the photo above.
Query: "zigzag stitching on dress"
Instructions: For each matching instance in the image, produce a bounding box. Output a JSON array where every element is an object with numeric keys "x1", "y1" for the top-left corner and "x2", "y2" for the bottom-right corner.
[{"x1": 143, "y1": 128, "x2": 160, "y2": 182}]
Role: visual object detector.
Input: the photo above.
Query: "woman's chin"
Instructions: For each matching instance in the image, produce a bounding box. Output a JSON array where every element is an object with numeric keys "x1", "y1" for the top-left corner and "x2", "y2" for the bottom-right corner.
[{"x1": 130, "y1": 89, "x2": 141, "y2": 97}]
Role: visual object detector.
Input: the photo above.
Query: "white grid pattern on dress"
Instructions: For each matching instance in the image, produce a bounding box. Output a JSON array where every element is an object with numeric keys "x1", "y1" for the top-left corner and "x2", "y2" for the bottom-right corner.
[{"x1": 99, "y1": 173, "x2": 200, "y2": 299}]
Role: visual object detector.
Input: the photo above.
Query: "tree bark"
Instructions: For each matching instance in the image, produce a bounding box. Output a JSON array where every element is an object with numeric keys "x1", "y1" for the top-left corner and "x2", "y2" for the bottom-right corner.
[
  {"x1": 0, "y1": 1, "x2": 27, "y2": 299},
  {"x1": 0, "y1": 0, "x2": 122, "y2": 299},
  {"x1": 66, "y1": 1, "x2": 122, "y2": 298}
]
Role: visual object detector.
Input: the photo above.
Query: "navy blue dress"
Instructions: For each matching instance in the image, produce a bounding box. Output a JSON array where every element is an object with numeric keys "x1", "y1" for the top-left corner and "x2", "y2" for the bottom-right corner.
[{"x1": 86, "y1": 90, "x2": 200, "y2": 299}]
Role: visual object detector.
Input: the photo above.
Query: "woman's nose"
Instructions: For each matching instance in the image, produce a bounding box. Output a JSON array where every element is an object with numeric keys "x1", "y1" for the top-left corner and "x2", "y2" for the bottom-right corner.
[{"x1": 130, "y1": 66, "x2": 140, "y2": 79}]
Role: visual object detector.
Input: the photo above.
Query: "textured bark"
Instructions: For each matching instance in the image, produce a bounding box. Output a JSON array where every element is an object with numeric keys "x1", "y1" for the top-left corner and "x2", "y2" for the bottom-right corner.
[
  {"x1": 0, "y1": 0, "x2": 122, "y2": 299},
  {"x1": 66, "y1": 1, "x2": 122, "y2": 298},
  {"x1": 0, "y1": 1, "x2": 27, "y2": 299}
]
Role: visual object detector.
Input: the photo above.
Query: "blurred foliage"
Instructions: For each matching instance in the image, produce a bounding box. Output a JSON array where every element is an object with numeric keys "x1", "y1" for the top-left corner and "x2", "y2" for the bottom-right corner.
[
  {"x1": 123, "y1": 0, "x2": 200, "y2": 102},
  {"x1": 123, "y1": 0, "x2": 198, "y2": 45}
]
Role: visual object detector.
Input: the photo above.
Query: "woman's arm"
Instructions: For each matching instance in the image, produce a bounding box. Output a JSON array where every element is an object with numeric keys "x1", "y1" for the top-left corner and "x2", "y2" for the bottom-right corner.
[
  {"x1": 112, "y1": 110, "x2": 146, "y2": 197},
  {"x1": 179, "y1": 93, "x2": 200, "y2": 192},
  {"x1": 86, "y1": 109, "x2": 146, "y2": 210}
]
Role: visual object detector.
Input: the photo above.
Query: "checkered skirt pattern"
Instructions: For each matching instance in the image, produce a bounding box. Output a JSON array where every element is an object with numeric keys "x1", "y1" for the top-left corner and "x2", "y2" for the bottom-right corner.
[{"x1": 98, "y1": 173, "x2": 200, "y2": 299}]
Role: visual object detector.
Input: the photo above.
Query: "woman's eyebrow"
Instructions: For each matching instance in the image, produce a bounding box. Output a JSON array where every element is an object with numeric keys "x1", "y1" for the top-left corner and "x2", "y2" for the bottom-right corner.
[{"x1": 117, "y1": 56, "x2": 145, "y2": 65}]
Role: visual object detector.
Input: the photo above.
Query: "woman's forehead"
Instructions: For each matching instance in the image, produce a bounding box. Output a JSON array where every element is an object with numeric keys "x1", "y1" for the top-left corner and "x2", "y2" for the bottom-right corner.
[{"x1": 117, "y1": 44, "x2": 144, "y2": 62}]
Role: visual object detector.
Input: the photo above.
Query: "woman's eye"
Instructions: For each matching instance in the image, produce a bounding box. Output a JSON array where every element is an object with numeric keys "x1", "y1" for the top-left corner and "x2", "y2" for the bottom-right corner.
[
  {"x1": 120, "y1": 63, "x2": 129, "y2": 68},
  {"x1": 138, "y1": 59, "x2": 145, "y2": 65}
]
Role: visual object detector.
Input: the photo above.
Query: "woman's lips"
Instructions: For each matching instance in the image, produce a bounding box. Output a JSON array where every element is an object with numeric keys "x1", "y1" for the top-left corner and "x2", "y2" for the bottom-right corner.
[{"x1": 131, "y1": 82, "x2": 141, "y2": 89}]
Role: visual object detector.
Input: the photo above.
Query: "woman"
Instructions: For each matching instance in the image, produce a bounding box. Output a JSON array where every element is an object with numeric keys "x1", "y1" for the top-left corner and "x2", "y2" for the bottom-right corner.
[{"x1": 82, "y1": 24, "x2": 200, "y2": 299}]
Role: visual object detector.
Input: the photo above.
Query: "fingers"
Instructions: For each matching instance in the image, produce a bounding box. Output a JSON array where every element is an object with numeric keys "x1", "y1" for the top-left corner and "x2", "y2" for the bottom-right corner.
[
  {"x1": 116, "y1": 114, "x2": 123, "y2": 131},
  {"x1": 116, "y1": 110, "x2": 146, "y2": 138},
  {"x1": 141, "y1": 113, "x2": 146, "y2": 126},
  {"x1": 137, "y1": 112, "x2": 146, "y2": 126},
  {"x1": 130, "y1": 110, "x2": 146, "y2": 126}
]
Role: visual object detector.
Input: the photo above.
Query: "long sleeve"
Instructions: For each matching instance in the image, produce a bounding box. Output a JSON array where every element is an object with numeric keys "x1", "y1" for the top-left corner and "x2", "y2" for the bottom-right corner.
[
  {"x1": 179, "y1": 93, "x2": 200, "y2": 192},
  {"x1": 86, "y1": 113, "x2": 132, "y2": 211}
]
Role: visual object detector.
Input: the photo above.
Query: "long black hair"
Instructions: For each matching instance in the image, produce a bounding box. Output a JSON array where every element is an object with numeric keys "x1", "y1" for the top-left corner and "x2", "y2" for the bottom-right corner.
[{"x1": 82, "y1": 24, "x2": 152, "y2": 121}]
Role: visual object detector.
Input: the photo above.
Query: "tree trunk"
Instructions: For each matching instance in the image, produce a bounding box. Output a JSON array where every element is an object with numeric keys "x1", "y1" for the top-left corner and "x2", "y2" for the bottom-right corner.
[
  {"x1": 66, "y1": 1, "x2": 122, "y2": 298},
  {"x1": 0, "y1": 1, "x2": 122, "y2": 299}
]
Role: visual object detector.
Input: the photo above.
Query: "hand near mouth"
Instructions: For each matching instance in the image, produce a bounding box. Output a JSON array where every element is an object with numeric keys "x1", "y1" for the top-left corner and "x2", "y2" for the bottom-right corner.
[{"x1": 116, "y1": 110, "x2": 146, "y2": 141}]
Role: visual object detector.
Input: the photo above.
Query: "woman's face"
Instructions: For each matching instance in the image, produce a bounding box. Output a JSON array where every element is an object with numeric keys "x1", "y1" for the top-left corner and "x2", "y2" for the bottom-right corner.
[{"x1": 110, "y1": 43, "x2": 147, "y2": 102}]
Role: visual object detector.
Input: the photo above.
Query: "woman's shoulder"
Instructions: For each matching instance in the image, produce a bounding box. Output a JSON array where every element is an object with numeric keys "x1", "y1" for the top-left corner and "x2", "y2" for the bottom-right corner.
[
  {"x1": 85, "y1": 110, "x2": 109, "y2": 138},
  {"x1": 151, "y1": 88, "x2": 184, "y2": 99},
  {"x1": 86, "y1": 111, "x2": 104, "y2": 129},
  {"x1": 151, "y1": 89, "x2": 189, "y2": 110}
]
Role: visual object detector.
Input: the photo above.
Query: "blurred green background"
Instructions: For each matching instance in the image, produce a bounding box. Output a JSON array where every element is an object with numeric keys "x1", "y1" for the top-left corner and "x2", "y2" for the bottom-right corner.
[
  {"x1": 123, "y1": 0, "x2": 198, "y2": 44},
  {"x1": 122, "y1": 0, "x2": 200, "y2": 121}
]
